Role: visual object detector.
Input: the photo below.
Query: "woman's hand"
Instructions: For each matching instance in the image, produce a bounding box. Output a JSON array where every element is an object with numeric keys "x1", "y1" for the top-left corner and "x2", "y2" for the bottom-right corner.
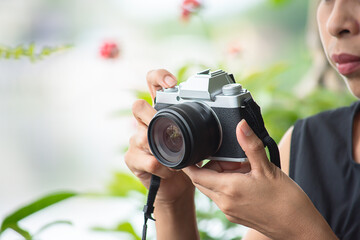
[
  {"x1": 125, "y1": 69, "x2": 195, "y2": 205},
  {"x1": 182, "y1": 120, "x2": 337, "y2": 240}
]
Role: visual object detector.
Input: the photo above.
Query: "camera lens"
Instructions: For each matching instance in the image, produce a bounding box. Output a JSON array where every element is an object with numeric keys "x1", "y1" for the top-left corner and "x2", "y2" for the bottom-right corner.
[
  {"x1": 152, "y1": 118, "x2": 185, "y2": 163},
  {"x1": 148, "y1": 102, "x2": 222, "y2": 169}
]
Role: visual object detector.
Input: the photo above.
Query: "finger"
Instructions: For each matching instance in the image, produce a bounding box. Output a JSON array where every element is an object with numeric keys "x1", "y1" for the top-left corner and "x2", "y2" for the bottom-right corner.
[
  {"x1": 146, "y1": 69, "x2": 177, "y2": 99},
  {"x1": 130, "y1": 125, "x2": 151, "y2": 153},
  {"x1": 236, "y1": 119, "x2": 271, "y2": 173},
  {"x1": 202, "y1": 160, "x2": 224, "y2": 172},
  {"x1": 203, "y1": 160, "x2": 251, "y2": 174},
  {"x1": 193, "y1": 182, "x2": 219, "y2": 202},
  {"x1": 125, "y1": 150, "x2": 173, "y2": 179},
  {"x1": 182, "y1": 165, "x2": 227, "y2": 193},
  {"x1": 132, "y1": 99, "x2": 157, "y2": 126}
]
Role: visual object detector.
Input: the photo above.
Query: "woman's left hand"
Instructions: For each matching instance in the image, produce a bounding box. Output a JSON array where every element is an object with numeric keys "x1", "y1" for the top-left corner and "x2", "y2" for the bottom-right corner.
[{"x1": 182, "y1": 119, "x2": 336, "y2": 240}]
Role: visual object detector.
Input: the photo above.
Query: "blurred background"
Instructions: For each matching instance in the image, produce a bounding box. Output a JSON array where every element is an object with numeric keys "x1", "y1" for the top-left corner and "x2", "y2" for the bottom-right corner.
[{"x1": 0, "y1": 0, "x2": 356, "y2": 239}]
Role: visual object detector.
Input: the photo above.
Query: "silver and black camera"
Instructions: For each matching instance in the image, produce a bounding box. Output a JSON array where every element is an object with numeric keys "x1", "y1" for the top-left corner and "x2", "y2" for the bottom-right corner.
[{"x1": 148, "y1": 69, "x2": 253, "y2": 169}]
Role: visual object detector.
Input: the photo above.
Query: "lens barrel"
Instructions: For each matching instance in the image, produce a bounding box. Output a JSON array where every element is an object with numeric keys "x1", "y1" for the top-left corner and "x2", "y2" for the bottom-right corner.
[{"x1": 148, "y1": 102, "x2": 222, "y2": 169}]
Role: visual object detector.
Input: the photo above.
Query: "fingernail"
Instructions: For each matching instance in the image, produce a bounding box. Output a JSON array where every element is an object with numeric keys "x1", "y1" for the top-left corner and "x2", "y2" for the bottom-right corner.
[
  {"x1": 164, "y1": 76, "x2": 176, "y2": 86},
  {"x1": 240, "y1": 120, "x2": 253, "y2": 137}
]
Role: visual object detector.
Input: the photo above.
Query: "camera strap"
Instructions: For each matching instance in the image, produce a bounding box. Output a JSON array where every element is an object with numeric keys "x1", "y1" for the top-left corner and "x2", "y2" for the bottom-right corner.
[
  {"x1": 142, "y1": 174, "x2": 161, "y2": 240},
  {"x1": 141, "y1": 97, "x2": 281, "y2": 240},
  {"x1": 241, "y1": 97, "x2": 281, "y2": 169}
]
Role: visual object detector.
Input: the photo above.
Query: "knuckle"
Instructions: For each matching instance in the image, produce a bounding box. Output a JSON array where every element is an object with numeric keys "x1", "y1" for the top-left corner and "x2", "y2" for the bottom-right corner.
[
  {"x1": 146, "y1": 69, "x2": 163, "y2": 85},
  {"x1": 129, "y1": 135, "x2": 137, "y2": 147},
  {"x1": 139, "y1": 132, "x2": 148, "y2": 147},
  {"x1": 129, "y1": 128, "x2": 150, "y2": 152},
  {"x1": 124, "y1": 151, "x2": 134, "y2": 169},
  {"x1": 223, "y1": 184, "x2": 236, "y2": 197},
  {"x1": 189, "y1": 174, "x2": 200, "y2": 185},
  {"x1": 146, "y1": 69, "x2": 156, "y2": 82},
  {"x1": 219, "y1": 199, "x2": 232, "y2": 215},
  {"x1": 124, "y1": 151, "x2": 130, "y2": 165},
  {"x1": 132, "y1": 99, "x2": 148, "y2": 115},
  {"x1": 132, "y1": 170, "x2": 148, "y2": 180},
  {"x1": 133, "y1": 170, "x2": 145, "y2": 179},
  {"x1": 146, "y1": 158, "x2": 161, "y2": 174},
  {"x1": 222, "y1": 178, "x2": 239, "y2": 197}
]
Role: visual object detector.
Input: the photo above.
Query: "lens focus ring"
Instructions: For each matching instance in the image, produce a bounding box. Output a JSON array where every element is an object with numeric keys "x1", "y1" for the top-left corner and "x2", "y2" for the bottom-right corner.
[{"x1": 148, "y1": 102, "x2": 222, "y2": 169}]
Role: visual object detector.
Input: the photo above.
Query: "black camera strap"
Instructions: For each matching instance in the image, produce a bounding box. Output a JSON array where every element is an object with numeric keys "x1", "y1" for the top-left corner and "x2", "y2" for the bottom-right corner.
[
  {"x1": 141, "y1": 97, "x2": 281, "y2": 240},
  {"x1": 241, "y1": 97, "x2": 281, "y2": 169},
  {"x1": 142, "y1": 174, "x2": 161, "y2": 240}
]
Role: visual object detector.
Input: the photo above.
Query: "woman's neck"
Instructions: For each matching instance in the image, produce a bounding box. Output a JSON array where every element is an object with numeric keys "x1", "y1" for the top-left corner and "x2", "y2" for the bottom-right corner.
[{"x1": 353, "y1": 111, "x2": 360, "y2": 163}]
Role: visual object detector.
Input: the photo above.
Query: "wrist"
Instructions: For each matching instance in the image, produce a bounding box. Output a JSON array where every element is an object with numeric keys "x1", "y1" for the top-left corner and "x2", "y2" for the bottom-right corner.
[
  {"x1": 154, "y1": 188, "x2": 199, "y2": 240},
  {"x1": 279, "y1": 198, "x2": 338, "y2": 240},
  {"x1": 154, "y1": 187, "x2": 195, "y2": 215},
  {"x1": 289, "y1": 211, "x2": 338, "y2": 240}
]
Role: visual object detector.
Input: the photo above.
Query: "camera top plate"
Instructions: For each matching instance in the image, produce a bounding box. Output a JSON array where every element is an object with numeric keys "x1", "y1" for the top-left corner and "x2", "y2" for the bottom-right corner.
[{"x1": 155, "y1": 69, "x2": 252, "y2": 108}]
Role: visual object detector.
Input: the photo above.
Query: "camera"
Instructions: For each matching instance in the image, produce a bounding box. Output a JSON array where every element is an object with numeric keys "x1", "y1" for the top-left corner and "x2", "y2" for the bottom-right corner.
[{"x1": 148, "y1": 69, "x2": 253, "y2": 169}]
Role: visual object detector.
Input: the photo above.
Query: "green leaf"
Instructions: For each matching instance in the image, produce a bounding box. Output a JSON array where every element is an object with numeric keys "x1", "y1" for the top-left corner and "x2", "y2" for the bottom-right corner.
[
  {"x1": 134, "y1": 90, "x2": 152, "y2": 106},
  {"x1": 107, "y1": 172, "x2": 147, "y2": 197},
  {"x1": 268, "y1": 0, "x2": 291, "y2": 7},
  {"x1": 0, "y1": 192, "x2": 77, "y2": 236},
  {"x1": 40, "y1": 47, "x2": 51, "y2": 56},
  {"x1": 92, "y1": 221, "x2": 141, "y2": 240},
  {"x1": 4, "y1": 49, "x2": 12, "y2": 59},
  {"x1": 120, "y1": 145, "x2": 129, "y2": 154},
  {"x1": 14, "y1": 46, "x2": 24, "y2": 59},
  {"x1": 0, "y1": 44, "x2": 72, "y2": 62},
  {"x1": 34, "y1": 220, "x2": 72, "y2": 236},
  {"x1": 176, "y1": 64, "x2": 191, "y2": 83},
  {"x1": 4, "y1": 224, "x2": 32, "y2": 240},
  {"x1": 26, "y1": 43, "x2": 36, "y2": 62}
]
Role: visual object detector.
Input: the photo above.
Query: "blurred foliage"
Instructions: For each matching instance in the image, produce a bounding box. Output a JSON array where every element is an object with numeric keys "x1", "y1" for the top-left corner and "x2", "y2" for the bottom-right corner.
[
  {"x1": 92, "y1": 222, "x2": 141, "y2": 240},
  {"x1": 107, "y1": 172, "x2": 147, "y2": 198},
  {"x1": 244, "y1": 0, "x2": 308, "y2": 34},
  {"x1": 196, "y1": 193, "x2": 241, "y2": 240},
  {"x1": 236, "y1": 63, "x2": 355, "y2": 142},
  {"x1": 269, "y1": 0, "x2": 291, "y2": 6},
  {"x1": 0, "y1": 192, "x2": 76, "y2": 239},
  {"x1": 90, "y1": 172, "x2": 147, "y2": 240},
  {"x1": 0, "y1": 44, "x2": 72, "y2": 62}
]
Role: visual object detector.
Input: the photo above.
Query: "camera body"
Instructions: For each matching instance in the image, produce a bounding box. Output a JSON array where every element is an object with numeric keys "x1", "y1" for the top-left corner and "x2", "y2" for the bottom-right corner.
[{"x1": 148, "y1": 69, "x2": 253, "y2": 169}]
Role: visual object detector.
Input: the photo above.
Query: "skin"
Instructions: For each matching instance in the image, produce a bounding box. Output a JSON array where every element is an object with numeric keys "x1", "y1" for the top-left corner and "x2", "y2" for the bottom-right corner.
[
  {"x1": 125, "y1": 70, "x2": 199, "y2": 240},
  {"x1": 125, "y1": 0, "x2": 360, "y2": 239}
]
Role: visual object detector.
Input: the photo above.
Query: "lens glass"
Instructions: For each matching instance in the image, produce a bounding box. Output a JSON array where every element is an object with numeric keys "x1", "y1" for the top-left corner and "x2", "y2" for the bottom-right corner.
[
  {"x1": 152, "y1": 117, "x2": 185, "y2": 164},
  {"x1": 163, "y1": 124, "x2": 183, "y2": 152}
]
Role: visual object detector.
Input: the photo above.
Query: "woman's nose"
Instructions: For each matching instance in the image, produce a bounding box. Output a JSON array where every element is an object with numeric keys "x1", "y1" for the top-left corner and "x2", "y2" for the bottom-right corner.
[{"x1": 326, "y1": 2, "x2": 360, "y2": 38}]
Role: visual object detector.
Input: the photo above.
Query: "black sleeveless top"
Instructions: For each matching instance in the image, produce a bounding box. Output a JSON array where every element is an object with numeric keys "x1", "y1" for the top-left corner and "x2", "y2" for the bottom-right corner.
[{"x1": 290, "y1": 100, "x2": 360, "y2": 239}]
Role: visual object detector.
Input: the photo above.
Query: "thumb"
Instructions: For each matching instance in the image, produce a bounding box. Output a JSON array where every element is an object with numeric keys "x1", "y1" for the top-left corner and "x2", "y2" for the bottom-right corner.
[{"x1": 236, "y1": 119, "x2": 271, "y2": 173}]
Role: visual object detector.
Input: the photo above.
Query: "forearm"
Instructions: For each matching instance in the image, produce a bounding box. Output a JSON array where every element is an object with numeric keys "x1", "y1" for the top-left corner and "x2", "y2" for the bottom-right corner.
[{"x1": 154, "y1": 190, "x2": 199, "y2": 240}]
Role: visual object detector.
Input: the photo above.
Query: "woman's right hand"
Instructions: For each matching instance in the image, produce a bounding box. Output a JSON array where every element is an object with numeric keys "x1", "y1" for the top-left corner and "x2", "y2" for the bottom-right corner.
[{"x1": 124, "y1": 69, "x2": 195, "y2": 205}]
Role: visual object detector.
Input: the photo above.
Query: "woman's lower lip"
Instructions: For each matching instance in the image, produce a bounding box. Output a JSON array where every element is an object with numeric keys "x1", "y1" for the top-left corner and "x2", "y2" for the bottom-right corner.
[{"x1": 337, "y1": 61, "x2": 360, "y2": 75}]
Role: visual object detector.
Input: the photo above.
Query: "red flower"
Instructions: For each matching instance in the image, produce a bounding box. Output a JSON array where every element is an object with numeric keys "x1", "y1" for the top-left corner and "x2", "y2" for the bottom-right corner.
[
  {"x1": 181, "y1": 0, "x2": 202, "y2": 22},
  {"x1": 100, "y1": 42, "x2": 120, "y2": 59},
  {"x1": 227, "y1": 41, "x2": 243, "y2": 57}
]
